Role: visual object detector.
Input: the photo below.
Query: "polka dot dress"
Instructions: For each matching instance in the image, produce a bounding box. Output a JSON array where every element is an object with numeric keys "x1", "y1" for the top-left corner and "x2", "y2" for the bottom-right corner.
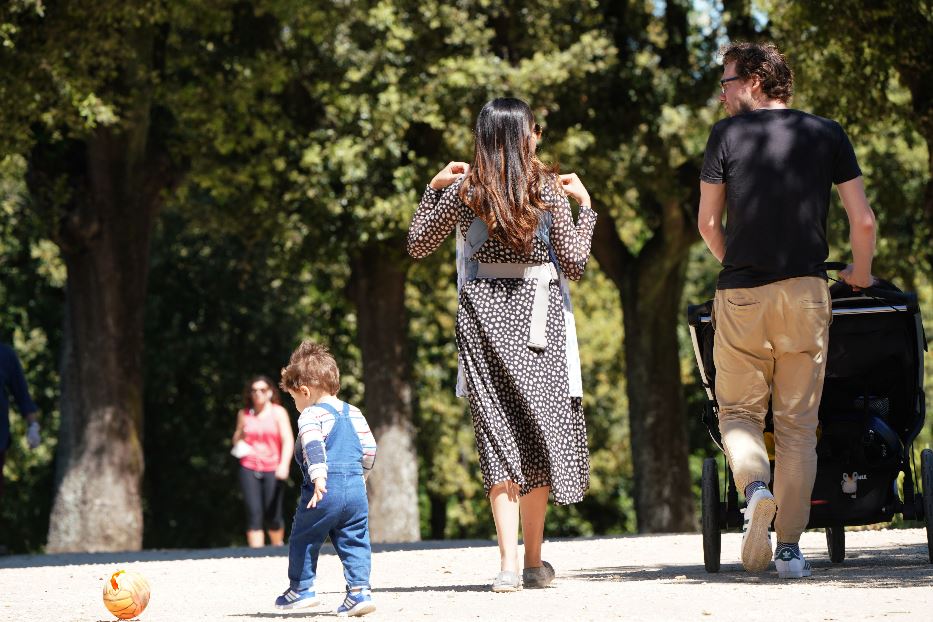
[{"x1": 407, "y1": 176, "x2": 597, "y2": 505}]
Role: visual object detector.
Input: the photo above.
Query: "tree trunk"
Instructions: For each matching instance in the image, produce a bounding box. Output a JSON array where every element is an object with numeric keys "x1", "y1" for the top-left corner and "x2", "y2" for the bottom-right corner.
[
  {"x1": 592, "y1": 199, "x2": 697, "y2": 533},
  {"x1": 619, "y1": 241, "x2": 695, "y2": 533},
  {"x1": 38, "y1": 118, "x2": 165, "y2": 551},
  {"x1": 348, "y1": 242, "x2": 420, "y2": 542},
  {"x1": 24, "y1": 25, "x2": 175, "y2": 553}
]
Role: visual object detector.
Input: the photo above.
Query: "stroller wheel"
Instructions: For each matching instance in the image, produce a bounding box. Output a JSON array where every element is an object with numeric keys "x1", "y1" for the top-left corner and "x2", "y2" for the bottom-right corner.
[
  {"x1": 701, "y1": 457, "x2": 722, "y2": 573},
  {"x1": 921, "y1": 448, "x2": 933, "y2": 564},
  {"x1": 825, "y1": 525, "x2": 845, "y2": 563}
]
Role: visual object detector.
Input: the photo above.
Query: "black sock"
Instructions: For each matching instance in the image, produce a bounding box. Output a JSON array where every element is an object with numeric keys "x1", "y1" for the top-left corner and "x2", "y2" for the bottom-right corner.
[
  {"x1": 775, "y1": 542, "x2": 800, "y2": 557},
  {"x1": 744, "y1": 481, "x2": 767, "y2": 502}
]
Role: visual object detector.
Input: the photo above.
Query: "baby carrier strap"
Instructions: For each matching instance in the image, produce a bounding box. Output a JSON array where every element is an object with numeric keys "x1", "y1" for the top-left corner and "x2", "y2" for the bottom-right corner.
[
  {"x1": 463, "y1": 211, "x2": 552, "y2": 261},
  {"x1": 463, "y1": 213, "x2": 557, "y2": 350},
  {"x1": 463, "y1": 217, "x2": 489, "y2": 260},
  {"x1": 455, "y1": 210, "x2": 581, "y2": 398}
]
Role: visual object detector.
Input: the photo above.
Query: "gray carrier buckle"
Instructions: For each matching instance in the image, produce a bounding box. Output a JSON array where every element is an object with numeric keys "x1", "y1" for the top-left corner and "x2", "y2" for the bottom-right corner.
[{"x1": 475, "y1": 262, "x2": 558, "y2": 349}]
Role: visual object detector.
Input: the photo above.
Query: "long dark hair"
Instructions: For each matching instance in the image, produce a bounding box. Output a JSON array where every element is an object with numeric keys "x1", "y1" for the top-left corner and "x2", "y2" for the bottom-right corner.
[
  {"x1": 242, "y1": 375, "x2": 282, "y2": 410},
  {"x1": 459, "y1": 98, "x2": 558, "y2": 255}
]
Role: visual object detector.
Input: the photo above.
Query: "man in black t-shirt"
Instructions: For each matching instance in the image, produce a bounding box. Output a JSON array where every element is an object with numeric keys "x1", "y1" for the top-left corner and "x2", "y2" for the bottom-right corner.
[{"x1": 698, "y1": 42, "x2": 876, "y2": 579}]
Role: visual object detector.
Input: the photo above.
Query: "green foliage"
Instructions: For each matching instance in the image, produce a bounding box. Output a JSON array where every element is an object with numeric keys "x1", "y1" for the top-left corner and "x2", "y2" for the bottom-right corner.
[
  {"x1": 275, "y1": 0, "x2": 629, "y2": 538},
  {"x1": 0, "y1": 155, "x2": 63, "y2": 554},
  {"x1": 1, "y1": 1, "x2": 931, "y2": 551},
  {"x1": 552, "y1": 267, "x2": 634, "y2": 535},
  {"x1": 768, "y1": 0, "x2": 933, "y2": 275},
  {"x1": 141, "y1": 198, "x2": 367, "y2": 547}
]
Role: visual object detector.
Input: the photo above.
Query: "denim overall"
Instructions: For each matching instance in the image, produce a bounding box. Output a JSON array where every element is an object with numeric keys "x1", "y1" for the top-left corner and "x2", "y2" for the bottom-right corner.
[{"x1": 288, "y1": 401, "x2": 371, "y2": 591}]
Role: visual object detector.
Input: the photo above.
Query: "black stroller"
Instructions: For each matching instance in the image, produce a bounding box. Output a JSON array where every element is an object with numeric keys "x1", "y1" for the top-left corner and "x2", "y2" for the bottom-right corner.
[{"x1": 687, "y1": 263, "x2": 932, "y2": 572}]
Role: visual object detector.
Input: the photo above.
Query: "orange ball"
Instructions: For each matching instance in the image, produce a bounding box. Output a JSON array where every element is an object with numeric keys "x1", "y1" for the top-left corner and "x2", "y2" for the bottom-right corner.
[{"x1": 102, "y1": 570, "x2": 150, "y2": 619}]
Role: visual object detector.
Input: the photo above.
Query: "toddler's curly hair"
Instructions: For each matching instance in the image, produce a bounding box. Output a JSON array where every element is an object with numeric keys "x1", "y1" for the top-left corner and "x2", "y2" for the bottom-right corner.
[{"x1": 280, "y1": 340, "x2": 340, "y2": 394}]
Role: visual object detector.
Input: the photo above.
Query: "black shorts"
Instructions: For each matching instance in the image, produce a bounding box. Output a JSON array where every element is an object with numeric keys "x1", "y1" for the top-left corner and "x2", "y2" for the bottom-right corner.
[{"x1": 238, "y1": 466, "x2": 285, "y2": 531}]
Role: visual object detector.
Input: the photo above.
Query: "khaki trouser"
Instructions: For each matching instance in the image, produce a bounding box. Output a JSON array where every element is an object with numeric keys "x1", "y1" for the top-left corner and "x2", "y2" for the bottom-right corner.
[{"x1": 713, "y1": 276, "x2": 831, "y2": 543}]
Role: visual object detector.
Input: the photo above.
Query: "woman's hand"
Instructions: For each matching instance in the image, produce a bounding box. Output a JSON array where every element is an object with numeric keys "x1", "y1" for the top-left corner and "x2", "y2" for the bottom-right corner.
[
  {"x1": 275, "y1": 463, "x2": 290, "y2": 481},
  {"x1": 559, "y1": 173, "x2": 591, "y2": 207},
  {"x1": 430, "y1": 161, "x2": 470, "y2": 189}
]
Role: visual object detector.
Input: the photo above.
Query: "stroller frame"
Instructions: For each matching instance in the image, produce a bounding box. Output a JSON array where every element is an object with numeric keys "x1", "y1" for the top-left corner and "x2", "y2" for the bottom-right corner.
[{"x1": 687, "y1": 268, "x2": 932, "y2": 572}]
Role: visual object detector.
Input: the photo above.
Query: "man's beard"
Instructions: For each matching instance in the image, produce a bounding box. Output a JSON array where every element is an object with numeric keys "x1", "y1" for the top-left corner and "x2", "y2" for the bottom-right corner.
[{"x1": 734, "y1": 97, "x2": 754, "y2": 115}]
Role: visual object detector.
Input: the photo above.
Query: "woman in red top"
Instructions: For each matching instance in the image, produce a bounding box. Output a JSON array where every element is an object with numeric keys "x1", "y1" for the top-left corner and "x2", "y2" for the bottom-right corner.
[{"x1": 232, "y1": 375, "x2": 295, "y2": 547}]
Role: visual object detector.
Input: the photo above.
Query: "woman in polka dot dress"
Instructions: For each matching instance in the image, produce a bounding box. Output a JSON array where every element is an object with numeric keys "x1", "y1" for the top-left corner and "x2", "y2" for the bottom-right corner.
[{"x1": 407, "y1": 98, "x2": 597, "y2": 592}]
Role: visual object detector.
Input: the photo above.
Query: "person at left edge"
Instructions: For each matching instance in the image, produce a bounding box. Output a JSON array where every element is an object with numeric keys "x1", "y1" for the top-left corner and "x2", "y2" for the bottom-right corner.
[{"x1": 0, "y1": 341, "x2": 41, "y2": 502}]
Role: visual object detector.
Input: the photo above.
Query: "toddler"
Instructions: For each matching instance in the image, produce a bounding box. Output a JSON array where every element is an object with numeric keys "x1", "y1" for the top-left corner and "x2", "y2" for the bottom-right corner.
[{"x1": 275, "y1": 340, "x2": 377, "y2": 616}]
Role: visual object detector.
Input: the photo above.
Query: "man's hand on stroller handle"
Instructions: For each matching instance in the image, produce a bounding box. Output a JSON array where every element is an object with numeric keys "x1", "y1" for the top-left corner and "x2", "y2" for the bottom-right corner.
[{"x1": 838, "y1": 263, "x2": 875, "y2": 290}]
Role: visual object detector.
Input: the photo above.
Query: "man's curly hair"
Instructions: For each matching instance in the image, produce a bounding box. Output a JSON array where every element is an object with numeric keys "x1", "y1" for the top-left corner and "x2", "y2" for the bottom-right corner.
[{"x1": 721, "y1": 41, "x2": 794, "y2": 103}]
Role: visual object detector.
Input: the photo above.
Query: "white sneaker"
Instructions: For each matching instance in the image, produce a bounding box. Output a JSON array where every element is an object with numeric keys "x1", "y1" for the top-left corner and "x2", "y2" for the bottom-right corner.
[
  {"x1": 775, "y1": 546, "x2": 812, "y2": 579},
  {"x1": 740, "y1": 488, "x2": 776, "y2": 572}
]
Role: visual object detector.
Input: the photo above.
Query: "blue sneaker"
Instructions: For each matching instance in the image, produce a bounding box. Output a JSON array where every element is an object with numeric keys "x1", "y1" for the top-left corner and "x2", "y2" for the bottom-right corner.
[
  {"x1": 274, "y1": 587, "x2": 320, "y2": 610},
  {"x1": 336, "y1": 588, "x2": 376, "y2": 617}
]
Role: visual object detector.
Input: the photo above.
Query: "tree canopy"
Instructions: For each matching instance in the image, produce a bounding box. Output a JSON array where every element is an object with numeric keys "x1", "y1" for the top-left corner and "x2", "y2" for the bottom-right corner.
[{"x1": 0, "y1": 0, "x2": 930, "y2": 553}]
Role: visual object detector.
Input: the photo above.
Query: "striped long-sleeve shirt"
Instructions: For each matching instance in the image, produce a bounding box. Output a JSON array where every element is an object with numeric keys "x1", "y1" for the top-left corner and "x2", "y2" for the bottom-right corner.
[{"x1": 296, "y1": 396, "x2": 377, "y2": 482}]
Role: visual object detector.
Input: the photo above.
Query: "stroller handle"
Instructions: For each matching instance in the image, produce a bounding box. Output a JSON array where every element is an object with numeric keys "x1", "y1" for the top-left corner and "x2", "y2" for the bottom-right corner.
[{"x1": 821, "y1": 261, "x2": 910, "y2": 305}]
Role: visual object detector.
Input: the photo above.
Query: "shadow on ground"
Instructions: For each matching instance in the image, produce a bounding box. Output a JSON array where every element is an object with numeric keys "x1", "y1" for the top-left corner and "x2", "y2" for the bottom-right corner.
[
  {"x1": 372, "y1": 583, "x2": 490, "y2": 594},
  {"x1": 5, "y1": 535, "x2": 931, "y2": 590},
  {"x1": 0, "y1": 539, "x2": 497, "y2": 570},
  {"x1": 565, "y1": 543, "x2": 933, "y2": 588},
  {"x1": 227, "y1": 613, "x2": 331, "y2": 619}
]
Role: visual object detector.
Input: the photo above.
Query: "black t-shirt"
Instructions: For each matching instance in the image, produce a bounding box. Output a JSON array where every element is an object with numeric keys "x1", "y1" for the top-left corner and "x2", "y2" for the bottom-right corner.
[{"x1": 700, "y1": 108, "x2": 862, "y2": 289}]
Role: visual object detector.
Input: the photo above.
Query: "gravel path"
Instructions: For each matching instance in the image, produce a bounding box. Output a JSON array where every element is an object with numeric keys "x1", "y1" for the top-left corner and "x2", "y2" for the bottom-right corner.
[{"x1": 1, "y1": 528, "x2": 931, "y2": 621}]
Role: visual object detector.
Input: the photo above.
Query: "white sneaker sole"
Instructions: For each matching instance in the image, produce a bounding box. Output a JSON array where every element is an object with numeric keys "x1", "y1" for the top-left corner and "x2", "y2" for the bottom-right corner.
[
  {"x1": 742, "y1": 496, "x2": 776, "y2": 572},
  {"x1": 491, "y1": 584, "x2": 522, "y2": 593},
  {"x1": 275, "y1": 598, "x2": 321, "y2": 610},
  {"x1": 338, "y1": 602, "x2": 376, "y2": 617},
  {"x1": 777, "y1": 566, "x2": 812, "y2": 579}
]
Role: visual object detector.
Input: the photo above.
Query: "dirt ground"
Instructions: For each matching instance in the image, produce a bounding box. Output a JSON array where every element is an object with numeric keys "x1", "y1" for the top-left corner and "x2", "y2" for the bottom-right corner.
[{"x1": 1, "y1": 528, "x2": 931, "y2": 621}]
